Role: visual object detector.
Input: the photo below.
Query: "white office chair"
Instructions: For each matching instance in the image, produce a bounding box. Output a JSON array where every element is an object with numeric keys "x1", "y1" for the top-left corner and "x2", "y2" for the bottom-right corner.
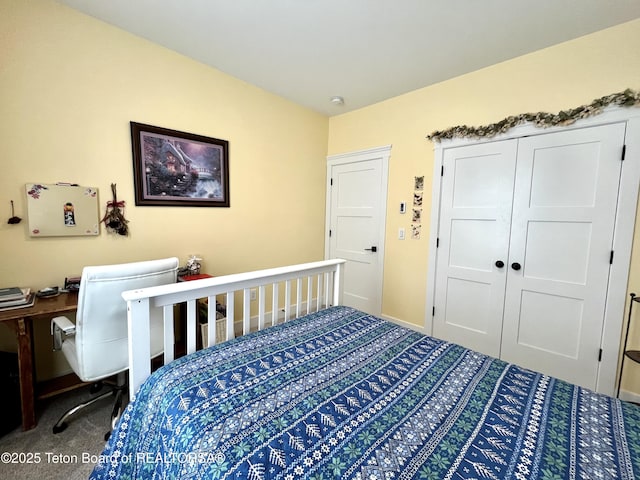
[{"x1": 51, "y1": 257, "x2": 179, "y2": 438}]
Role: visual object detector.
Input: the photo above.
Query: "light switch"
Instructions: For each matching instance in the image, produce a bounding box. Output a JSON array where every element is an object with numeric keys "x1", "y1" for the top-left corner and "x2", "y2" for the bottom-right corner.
[{"x1": 400, "y1": 202, "x2": 406, "y2": 214}]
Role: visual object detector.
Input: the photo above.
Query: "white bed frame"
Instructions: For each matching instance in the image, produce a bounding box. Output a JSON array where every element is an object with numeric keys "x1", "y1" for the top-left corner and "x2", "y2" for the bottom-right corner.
[{"x1": 122, "y1": 259, "x2": 346, "y2": 398}]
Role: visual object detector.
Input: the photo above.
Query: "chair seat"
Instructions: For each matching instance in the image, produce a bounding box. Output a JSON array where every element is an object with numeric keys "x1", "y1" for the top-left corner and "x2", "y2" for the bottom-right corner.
[
  {"x1": 62, "y1": 337, "x2": 129, "y2": 383},
  {"x1": 62, "y1": 317, "x2": 167, "y2": 383}
]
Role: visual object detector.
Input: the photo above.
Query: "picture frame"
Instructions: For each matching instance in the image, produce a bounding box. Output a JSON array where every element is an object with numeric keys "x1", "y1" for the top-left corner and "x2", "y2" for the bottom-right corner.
[{"x1": 130, "y1": 122, "x2": 229, "y2": 207}]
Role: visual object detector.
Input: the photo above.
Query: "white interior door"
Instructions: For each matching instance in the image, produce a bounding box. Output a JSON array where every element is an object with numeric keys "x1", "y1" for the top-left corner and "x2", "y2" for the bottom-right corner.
[
  {"x1": 433, "y1": 140, "x2": 518, "y2": 357},
  {"x1": 326, "y1": 147, "x2": 389, "y2": 315},
  {"x1": 500, "y1": 123, "x2": 625, "y2": 389}
]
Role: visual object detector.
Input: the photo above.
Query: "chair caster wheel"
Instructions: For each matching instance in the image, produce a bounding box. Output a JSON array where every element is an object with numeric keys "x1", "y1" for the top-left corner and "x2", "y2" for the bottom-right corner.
[
  {"x1": 53, "y1": 422, "x2": 68, "y2": 434},
  {"x1": 90, "y1": 382, "x2": 103, "y2": 394},
  {"x1": 104, "y1": 431, "x2": 111, "y2": 441}
]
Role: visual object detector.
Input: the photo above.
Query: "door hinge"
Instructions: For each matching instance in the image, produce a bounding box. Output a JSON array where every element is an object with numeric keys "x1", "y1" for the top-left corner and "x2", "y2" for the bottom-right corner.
[
  {"x1": 621, "y1": 145, "x2": 626, "y2": 161},
  {"x1": 598, "y1": 348, "x2": 603, "y2": 362},
  {"x1": 432, "y1": 306, "x2": 435, "y2": 316},
  {"x1": 329, "y1": 229, "x2": 332, "y2": 237},
  {"x1": 436, "y1": 237, "x2": 439, "y2": 248},
  {"x1": 441, "y1": 165, "x2": 444, "y2": 177},
  {"x1": 330, "y1": 178, "x2": 333, "y2": 186},
  {"x1": 610, "y1": 250, "x2": 614, "y2": 264}
]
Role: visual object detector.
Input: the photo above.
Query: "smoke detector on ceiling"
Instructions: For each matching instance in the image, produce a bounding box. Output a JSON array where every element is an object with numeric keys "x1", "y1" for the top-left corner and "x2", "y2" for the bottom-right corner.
[{"x1": 330, "y1": 96, "x2": 345, "y2": 106}]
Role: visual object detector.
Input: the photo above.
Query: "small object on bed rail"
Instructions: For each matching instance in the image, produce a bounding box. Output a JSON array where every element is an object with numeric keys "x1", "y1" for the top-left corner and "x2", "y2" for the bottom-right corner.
[{"x1": 124, "y1": 258, "x2": 346, "y2": 398}]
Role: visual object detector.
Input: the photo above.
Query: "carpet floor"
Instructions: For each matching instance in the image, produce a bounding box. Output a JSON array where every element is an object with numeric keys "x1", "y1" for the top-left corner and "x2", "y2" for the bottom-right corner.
[{"x1": 0, "y1": 386, "x2": 115, "y2": 479}]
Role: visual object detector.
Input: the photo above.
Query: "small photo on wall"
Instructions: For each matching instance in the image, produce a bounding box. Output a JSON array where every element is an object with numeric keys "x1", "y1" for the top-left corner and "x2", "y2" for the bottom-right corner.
[
  {"x1": 412, "y1": 224, "x2": 421, "y2": 240},
  {"x1": 414, "y1": 176, "x2": 424, "y2": 191},
  {"x1": 412, "y1": 208, "x2": 422, "y2": 223},
  {"x1": 413, "y1": 192, "x2": 423, "y2": 207}
]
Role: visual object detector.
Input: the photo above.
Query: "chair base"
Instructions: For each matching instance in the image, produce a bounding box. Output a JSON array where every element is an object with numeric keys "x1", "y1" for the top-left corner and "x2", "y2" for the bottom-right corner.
[
  {"x1": 53, "y1": 374, "x2": 127, "y2": 438},
  {"x1": 104, "y1": 386, "x2": 125, "y2": 441}
]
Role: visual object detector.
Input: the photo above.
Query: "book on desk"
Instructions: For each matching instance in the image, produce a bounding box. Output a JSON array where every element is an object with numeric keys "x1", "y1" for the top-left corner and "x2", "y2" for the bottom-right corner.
[
  {"x1": 0, "y1": 288, "x2": 35, "y2": 311},
  {"x1": 0, "y1": 287, "x2": 27, "y2": 302}
]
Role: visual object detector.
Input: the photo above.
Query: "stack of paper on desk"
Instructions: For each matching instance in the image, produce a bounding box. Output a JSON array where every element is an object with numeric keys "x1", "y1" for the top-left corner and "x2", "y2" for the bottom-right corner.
[{"x1": 0, "y1": 287, "x2": 35, "y2": 310}]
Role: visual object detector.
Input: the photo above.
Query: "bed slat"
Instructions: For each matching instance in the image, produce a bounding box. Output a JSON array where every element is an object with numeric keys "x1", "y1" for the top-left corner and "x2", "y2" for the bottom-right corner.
[
  {"x1": 272, "y1": 283, "x2": 279, "y2": 326},
  {"x1": 324, "y1": 272, "x2": 330, "y2": 308},
  {"x1": 258, "y1": 285, "x2": 266, "y2": 330},
  {"x1": 207, "y1": 296, "x2": 217, "y2": 346},
  {"x1": 296, "y1": 278, "x2": 302, "y2": 318},
  {"x1": 333, "y1": 262, "x2": 343, "y2": 307},
  {"x1": 163, "y1": 305, "x2": 174, "y2": 363},
  {"x1": 316, "y1": 274, "x2": 321, "y2": 312},
  {"x1": 186, "y1": 300, "x2": 197, "y2": 354},
  {"x1": 284, "y1": 280, "x2": 291, "y2": 321},
  {"x1": 226, "y1": 292, "x2": 235, "y2": 341},
  {"x1": 242, "y1": 289, "x2": 251, "y2": 335}
]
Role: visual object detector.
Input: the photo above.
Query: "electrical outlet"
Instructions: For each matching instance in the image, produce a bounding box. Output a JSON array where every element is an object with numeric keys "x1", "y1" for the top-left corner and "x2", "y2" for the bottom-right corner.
[
  {"x1": 399, "y1": 227, "x2": 405, "y2": 240},
  {"x1": 250, "y1": 288, "x2": 257, "y2": 301}
]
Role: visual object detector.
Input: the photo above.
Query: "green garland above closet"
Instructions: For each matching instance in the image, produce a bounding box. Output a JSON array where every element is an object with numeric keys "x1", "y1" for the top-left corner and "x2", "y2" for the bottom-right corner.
[{"x1": 427, "y1": 89, "x2": 640, "y2": 142}]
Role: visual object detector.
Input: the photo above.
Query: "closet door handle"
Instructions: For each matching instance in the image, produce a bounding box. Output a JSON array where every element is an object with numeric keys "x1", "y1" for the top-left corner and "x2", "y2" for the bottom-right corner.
[
  {"x1": 495, "y1": 260, "x2": 504, "y2": 268},
  {"x1": 511, "y1": 262, "x2": 522, "y2": 271}
]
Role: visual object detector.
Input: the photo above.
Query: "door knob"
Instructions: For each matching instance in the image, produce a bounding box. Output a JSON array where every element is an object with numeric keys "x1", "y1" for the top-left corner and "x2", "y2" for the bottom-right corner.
[
  {"x1": 495, "y1": 260, "x2": 504, "y2": 268},
  {"x1": 511, "y1": 262, "x2": 522, "y2": 271},
  {"x1": 364, "y1": 246, "x2": 377, "y2": 252}
]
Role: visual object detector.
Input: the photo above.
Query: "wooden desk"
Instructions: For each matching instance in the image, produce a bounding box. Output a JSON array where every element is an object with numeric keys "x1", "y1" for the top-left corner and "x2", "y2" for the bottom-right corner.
[{"x1": 0, "y1": 292, "x2": 78, "y2": 431}]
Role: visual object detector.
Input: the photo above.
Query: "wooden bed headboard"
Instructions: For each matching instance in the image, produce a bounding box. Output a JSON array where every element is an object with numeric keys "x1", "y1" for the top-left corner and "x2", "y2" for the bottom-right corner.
[{"x1": 122, "y1": 259, "x2": 346, "y2": 398}]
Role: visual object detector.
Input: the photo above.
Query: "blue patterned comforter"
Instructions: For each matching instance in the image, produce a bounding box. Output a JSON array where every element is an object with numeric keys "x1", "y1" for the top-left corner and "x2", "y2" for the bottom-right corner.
[{"x1": 90, "y1": 306, "x2": 640, "y2": 479}]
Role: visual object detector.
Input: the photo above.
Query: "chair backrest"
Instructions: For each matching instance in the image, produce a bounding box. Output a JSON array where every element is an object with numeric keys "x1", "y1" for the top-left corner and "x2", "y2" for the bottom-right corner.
[{"x1": 74, "y1": 257, "x2": 179, "y2": 381}]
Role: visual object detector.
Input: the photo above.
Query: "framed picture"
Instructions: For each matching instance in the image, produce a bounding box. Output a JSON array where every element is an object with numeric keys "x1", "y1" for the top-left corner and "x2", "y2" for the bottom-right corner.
[{"x1": 131, "y1": 122, "x2": 229, "y2": 207}]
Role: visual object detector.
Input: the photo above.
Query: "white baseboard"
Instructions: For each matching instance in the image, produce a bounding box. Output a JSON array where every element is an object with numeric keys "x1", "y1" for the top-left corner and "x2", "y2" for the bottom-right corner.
[
  {"x1": 379, "y1": 313, "x2": 428, "y2": 335},
  {"x1": 618, "y1": 389, "x2": 640, "y2": 404}
]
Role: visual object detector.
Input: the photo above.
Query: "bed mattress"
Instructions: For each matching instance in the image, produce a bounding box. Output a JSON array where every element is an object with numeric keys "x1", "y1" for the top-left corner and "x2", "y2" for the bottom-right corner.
[{"x1": 90, "y1": 306, "x2": 640, "y2": 479}]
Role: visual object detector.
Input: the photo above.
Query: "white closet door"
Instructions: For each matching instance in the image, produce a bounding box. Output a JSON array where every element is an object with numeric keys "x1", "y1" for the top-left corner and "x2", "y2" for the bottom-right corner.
[
  {"x1": 433, "y1": 140, "x2": 517, "y2": 357},
  {"x1": 500, "y1": 123, "x2": 625, "y2": 389}
]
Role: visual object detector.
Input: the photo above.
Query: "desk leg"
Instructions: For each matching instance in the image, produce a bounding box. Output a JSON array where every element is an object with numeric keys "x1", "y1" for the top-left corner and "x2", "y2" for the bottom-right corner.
[{"x1": 5, "y1": 318, "x2": 36, "y2": 431}]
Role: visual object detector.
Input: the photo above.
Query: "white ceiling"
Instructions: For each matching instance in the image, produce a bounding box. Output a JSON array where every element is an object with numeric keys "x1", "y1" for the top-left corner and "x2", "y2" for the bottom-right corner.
[{"x1": 55, "y1": 0, "x2": 640, "y2": 116}]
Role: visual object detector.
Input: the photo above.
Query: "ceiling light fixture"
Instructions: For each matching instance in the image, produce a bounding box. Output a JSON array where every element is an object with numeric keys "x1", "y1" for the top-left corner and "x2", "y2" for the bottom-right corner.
[{"x1": 330, "y1": 96, "x2": 345, "y2": 106}]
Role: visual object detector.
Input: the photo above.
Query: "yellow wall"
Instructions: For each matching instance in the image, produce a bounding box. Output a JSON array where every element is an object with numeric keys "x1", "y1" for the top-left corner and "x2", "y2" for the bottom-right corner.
[
  {"x1": 0, "y1": 0, "x2": 329, "y2": 378},
  {"x1": 327, "y1": 19, "x2": 640, "y2": 393},
  {"x1": 2, "y1": 0, "x2": 640, "y2": 394}
]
